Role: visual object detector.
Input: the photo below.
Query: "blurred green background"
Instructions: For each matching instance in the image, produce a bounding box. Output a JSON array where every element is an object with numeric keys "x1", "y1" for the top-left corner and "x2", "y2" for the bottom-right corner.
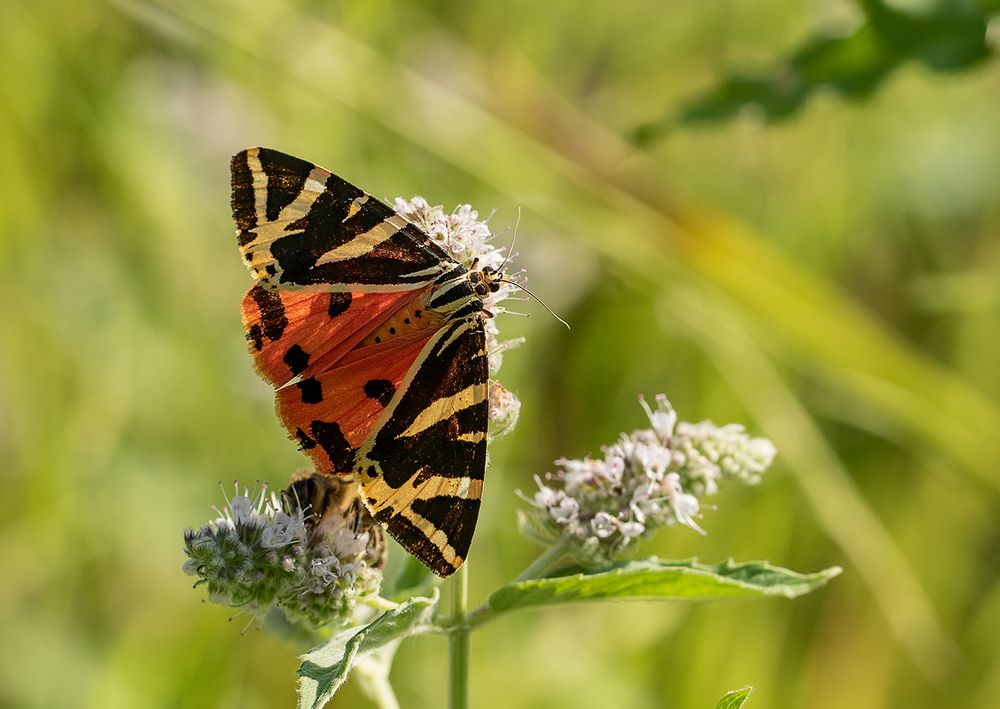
[{"x1": 2, "y1": 0, "x2": 999, "y2": 706}]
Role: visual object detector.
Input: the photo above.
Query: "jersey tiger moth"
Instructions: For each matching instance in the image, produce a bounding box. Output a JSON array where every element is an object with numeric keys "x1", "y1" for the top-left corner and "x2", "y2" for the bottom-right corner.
[{"x1": 232, "y1": 147, "x2": 509, "y2": 577}]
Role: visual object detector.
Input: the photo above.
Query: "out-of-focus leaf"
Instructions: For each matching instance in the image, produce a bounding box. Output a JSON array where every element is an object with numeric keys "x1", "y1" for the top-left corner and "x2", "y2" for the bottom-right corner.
[
  {"x1": 716, "y1": 686, "x2": 754, "y2": 709},
  {"x1": 476, "y1": 559, "x2": 840, "y2": 622},
  {"x1": 633, "y1": 0, "x2": 995, "y2": 140},
  {"x1": 296, "y1": 591, "x2": 438, "y2": 709}
]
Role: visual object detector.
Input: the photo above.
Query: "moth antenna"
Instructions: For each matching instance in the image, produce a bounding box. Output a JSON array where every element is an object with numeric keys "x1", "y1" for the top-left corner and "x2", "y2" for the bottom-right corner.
[
  {"x1": 496, "y1": 207, "x2": 521, "y2": 274},
  {"x1": 500, "y1": 279, "x2": 571, "y2": 329}
]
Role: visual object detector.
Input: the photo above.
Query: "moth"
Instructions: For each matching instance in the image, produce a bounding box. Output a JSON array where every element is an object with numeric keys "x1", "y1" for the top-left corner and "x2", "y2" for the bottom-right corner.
[{"x1": 231, "y1": 147, "x2": 504, "y2": 577}]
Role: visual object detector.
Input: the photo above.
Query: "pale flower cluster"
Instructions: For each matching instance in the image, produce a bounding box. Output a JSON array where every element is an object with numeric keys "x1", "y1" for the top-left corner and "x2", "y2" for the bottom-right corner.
[
  {"x1": 183, "y1": 483, "x2": 382, "y2": 628},
  {"x1": 394, "y1": 196, "x2": 523, "y2": 440},
  {"x1": 520, "y1": 395, "x2": 777, "y2": 565},
  {"x1": 393, "y1": 197, "x2": 504, "y2": 269}
]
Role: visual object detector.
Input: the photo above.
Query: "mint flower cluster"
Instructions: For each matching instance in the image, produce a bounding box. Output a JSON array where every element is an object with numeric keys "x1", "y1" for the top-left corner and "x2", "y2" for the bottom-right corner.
[
  {"x1": 394, "y1": 195, "x2": 523, "y2": 438},
  {"x1": 393, "y1": 197, "x2": 502, "y2": 269},
  {"x1": 520, "y1": 395, "x2": 777, "y2": 565},
  {"x1": 183, "y1": 483, "x2": 383, "y2": 629}
]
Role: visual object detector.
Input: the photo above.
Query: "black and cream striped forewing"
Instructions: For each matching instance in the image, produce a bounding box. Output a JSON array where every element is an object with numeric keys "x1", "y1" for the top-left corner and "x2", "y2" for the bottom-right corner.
[
  {"x1": 232, "y1": 147, "x2": 456, "y2": 292},
  {"x1": 354, "y1": 317, "x2": 489, "y2": 577}
]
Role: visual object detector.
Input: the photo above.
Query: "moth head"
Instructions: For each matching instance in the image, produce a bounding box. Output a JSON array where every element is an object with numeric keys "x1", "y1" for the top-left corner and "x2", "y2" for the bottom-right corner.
[{"x1": 471, "y1": 265, "x2": 503, "y2": 296}]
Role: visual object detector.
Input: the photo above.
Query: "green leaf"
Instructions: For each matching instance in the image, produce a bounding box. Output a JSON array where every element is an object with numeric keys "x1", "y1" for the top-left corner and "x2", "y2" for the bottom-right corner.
[
  {"x1": 716, "y1": 685, "x2": 754, "y2": 709},
  {"x1": 482, "y1": 559, "x2": 840, "y2": 619},
  {"x1": 296, "y1": 590, "x2": 439, "y2": 709}
]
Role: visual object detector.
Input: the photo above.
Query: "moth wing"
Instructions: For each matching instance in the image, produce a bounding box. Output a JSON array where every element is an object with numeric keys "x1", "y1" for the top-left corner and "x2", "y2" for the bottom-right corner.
[
  {"x1": 276, "y1": 329, "x2": 439, "y2": 474},
  {"x1": 355, "y1": 318, "x2": 488, "y2": 577},
  {"x1": 242, "y1": 285, "x2": 424, "y2": 389},
  {"x1": 231, "y1": 147, "x2": 458, "y2": 291}
]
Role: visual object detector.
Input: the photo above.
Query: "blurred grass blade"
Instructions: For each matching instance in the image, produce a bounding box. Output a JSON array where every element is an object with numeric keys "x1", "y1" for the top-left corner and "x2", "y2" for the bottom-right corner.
[
  {"x1": 297, "y1": 591, "x2": 438, "y2": 709},
  {"x1": 474, "y1": 559, "x2": 840, "y2": 625},
  {"x1": 716, "y1": 686, "x2": 754, "y2": 709}
]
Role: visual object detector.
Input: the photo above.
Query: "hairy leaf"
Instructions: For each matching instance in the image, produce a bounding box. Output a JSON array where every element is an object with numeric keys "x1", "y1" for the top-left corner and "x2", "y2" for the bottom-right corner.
[
  {"x1": 483, "y1": 558, "x2": 841, "y2": 618},
  {"x1": 297, "y1": 591, "x2": 438, "y2": 709}
]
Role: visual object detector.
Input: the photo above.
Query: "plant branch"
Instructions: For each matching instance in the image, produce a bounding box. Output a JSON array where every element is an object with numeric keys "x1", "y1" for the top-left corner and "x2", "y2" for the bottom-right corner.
[
  {"x1": 448, "y1": 563, "x2": 470, "y2": 709},
  {"x1": 513, "y1": 539, "x2": 569, "y2": 583},
  {"x1": 354, "y1": 642, "x2": 402, "y2": 709},
  {"x1": 463, "y1": 540, "x2": 569, "y2": 630}
]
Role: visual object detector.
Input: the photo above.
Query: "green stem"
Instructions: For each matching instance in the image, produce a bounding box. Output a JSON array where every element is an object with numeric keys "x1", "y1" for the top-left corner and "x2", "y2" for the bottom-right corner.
[
  {"x1": 361, "y1": 595, "x2": 401, "y2": 612},
  {"x1": 512, "y1": 539, "x2": 569, "y2": 583},
  {"x1": 367, "y1": 674, "x2": 400, "y2": 709},
  {"x1": 355, "y1": 643, "x2": 401, "y2": 709},
  {"x1": 463, "y1": 540, "x2": 570, "y2": 630},
  {"x1": 448, "y1": 562, "x2": 470, "y2": 709}
]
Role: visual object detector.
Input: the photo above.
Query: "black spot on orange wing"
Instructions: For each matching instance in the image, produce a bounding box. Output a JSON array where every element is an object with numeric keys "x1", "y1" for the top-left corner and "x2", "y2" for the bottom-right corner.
[
  {"x1": 247, "y1": 323, "x2": 264, "y2": 351},
  {"x1": 249, "y1": 284, "x2": 288, "y2": 342},
  {"x1": 283, "y1": 344, "x2": 310, "y2": 375},
  {"x1": 310, "y1": 420, "x2": 356, "y2": 472},
  {"x1": 328, "y1": 292, "x2": 352, "y2": 318},
  {"x1": 296, "y1": 427, "x2": 317, "y2": 450},
  {"x1": 363, "y1": 379, "x2": 396, "y2": 407},
  {"x1": 297, "y1": 376, "x2": 323, "y2": 404}
]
